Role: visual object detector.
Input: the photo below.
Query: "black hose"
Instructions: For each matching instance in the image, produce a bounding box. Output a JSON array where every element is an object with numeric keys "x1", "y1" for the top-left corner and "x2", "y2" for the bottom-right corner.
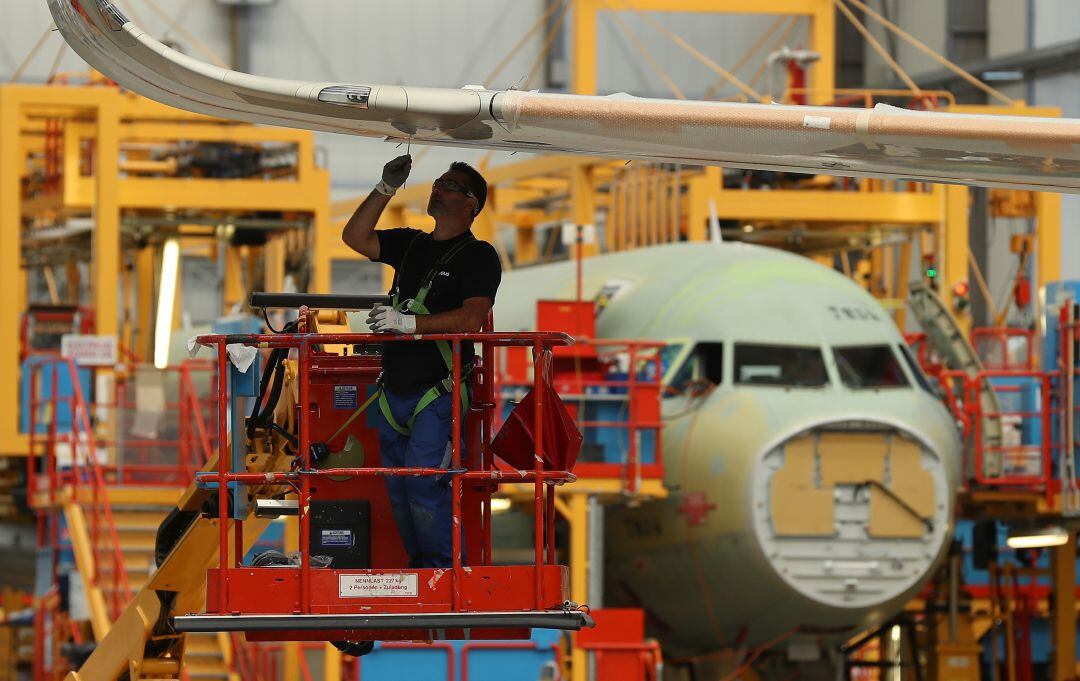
[
  {"x1": 333, "y1": 641, "x2": 375, "y2": 657},
  {"x1": 247, "y1": 319, "x2": 297, "y2": 440},
  {"x1": 155, "y1": 506, "x2": 199, "y2": 567}
]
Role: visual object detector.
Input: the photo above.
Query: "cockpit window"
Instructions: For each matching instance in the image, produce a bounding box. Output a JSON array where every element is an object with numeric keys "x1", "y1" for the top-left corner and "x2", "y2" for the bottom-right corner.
[
  {"x1": 734, "y1": 344, "x2": 828, "y2": 387},
  {"x1": 898, "y1": 343, "x2": 937, "y2": 395},
  {"x1": 833, "y1": 345, "x2": 910, "y2": 389},
  {"x1": 666, "y1": 342, "x2": 723, "y2": 395}
]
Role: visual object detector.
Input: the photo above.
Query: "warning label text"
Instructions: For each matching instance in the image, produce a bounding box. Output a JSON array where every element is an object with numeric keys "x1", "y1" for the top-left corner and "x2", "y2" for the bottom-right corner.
[{"x1": 338, "y1": 573, "x2": 418, "y2": 598}]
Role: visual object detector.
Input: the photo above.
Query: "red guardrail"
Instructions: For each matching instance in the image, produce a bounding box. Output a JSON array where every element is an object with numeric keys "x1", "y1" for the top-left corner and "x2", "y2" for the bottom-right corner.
[
  {"x1": 496, "y1": 338, "x2": 665, "y2": 493},
  {"x1": 195, "y1": 327, "x2": 577, "y2": 621},
  {"x1": 27, "y1": 357, "x2": 132, "y2": 619}
]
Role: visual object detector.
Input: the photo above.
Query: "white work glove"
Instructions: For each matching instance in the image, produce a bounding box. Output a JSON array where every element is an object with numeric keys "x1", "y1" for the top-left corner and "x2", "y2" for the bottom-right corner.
[
  {"x1": 375, "y1": 154, "x2": 412, "y2": 196},
  {"x1": 366, "y1": 305, "x2": 417, "y2": 334}
]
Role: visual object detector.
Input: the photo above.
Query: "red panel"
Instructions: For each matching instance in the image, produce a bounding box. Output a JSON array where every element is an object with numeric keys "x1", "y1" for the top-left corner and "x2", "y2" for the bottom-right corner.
[
  {"x1": 502, "y1": 347, "x2": 530, "y2": 384},
  {"x1": 577, "y1": 609, "x2": 651, "y2": 681},
  {"x1": 632, "y1": 385, "x2": 660, "y2": 423},
  {"x1": 576, "y1": 609, "x2": 645, "y2": 647},
  {"x1": 246, "y1": 627, "x2": 529, "y2": 643},
  {"x1": 595, "y1": 650, "x2": 649, "y2": 681},
  {"x1": 573, "y1": 463, "x2": 664, "y2": 480},
  {"x1": 206, "y1": 565, "x2": 569, "y2": 615},
  {"x1": 537, "y1": 300, "x2": 596, "y2": 359}
]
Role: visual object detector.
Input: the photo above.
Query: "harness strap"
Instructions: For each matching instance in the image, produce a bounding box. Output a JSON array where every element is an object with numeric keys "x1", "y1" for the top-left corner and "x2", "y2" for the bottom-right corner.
[
  {"x1": 326, "y1": 388, "x2": 382, "y2": 445},
  {"x1": 380, "y1": 232, "x2": 478, "y2": 436},
  {"x1": 377, "y1": 372, "x2": 471, "y2": 436}
]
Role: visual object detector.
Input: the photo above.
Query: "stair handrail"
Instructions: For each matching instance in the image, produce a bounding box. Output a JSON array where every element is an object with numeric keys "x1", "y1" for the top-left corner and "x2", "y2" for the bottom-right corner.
[
  {"x1": 179, "y1": 360, "x2": 215, "y2": 465},
  {"x1": 36, "y1": 357, "x2": 133, "y2": 608}
]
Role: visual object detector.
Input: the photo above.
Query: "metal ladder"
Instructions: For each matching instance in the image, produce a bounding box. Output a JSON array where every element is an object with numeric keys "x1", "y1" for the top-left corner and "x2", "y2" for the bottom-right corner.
[
  {"x1": 1058, "y1": 302, "x2": 1080, "y2": 516},
  {"x1": 907, "y1": 283, "x2": 1004, "y2": 479}
]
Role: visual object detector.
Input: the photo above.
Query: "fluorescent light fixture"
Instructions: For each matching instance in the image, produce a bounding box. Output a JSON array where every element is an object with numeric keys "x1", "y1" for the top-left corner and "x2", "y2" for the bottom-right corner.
[
  {"x1": 1006, "y1": 525, "x2": 1070, "y2": 549},
  {"x1": 981, "y1": 70, "x2": 1023, "y2": 82},
  {"x1": 490, "y1": 497, "x2": 513, "y2": 514},
  {"x1": 154, "y1": 239, "x2": 180, "y2": 370}
]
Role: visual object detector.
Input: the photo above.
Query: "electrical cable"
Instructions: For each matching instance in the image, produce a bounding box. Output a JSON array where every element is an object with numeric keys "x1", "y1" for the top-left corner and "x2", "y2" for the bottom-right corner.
[
  {"x1": 715, "y1": 627, "x2": 800, "y2": 681},
  {"x1": 676, "y1": 380, "x2": 726, "y2": 647}
]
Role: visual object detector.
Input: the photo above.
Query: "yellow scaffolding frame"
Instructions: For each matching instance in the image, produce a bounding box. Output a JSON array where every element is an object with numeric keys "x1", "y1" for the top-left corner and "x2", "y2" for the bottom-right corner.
[{"x1": 0, "y1": 83, "x2": 330, "y2": 458}]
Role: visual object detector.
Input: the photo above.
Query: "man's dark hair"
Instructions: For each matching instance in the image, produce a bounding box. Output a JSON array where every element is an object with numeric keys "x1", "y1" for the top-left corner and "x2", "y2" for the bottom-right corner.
[{"x1": 449, "y1": 161, "x2": 487, "y2": 217}]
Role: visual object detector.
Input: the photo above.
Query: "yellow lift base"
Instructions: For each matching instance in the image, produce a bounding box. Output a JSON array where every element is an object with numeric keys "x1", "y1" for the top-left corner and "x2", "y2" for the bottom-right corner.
[{"x1": 64, "y1": 449, "x2": 290, "y2": 681}]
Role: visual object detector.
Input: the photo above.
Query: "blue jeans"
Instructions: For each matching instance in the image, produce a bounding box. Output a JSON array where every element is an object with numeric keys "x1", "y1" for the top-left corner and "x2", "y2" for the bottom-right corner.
[{"x1": 376, "y1": 387, "x2": 465, "y2": 568}]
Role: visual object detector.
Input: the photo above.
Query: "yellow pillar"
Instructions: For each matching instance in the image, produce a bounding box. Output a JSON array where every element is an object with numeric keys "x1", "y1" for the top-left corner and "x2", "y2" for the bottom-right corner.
[
  {"x1": 134, "y1": 247, "x2": 155, "y2": 361},
  {"x1": 808, "y1": 0, "x2": 836, "y2": 105},
  {"x1": 283, "y1": 517, "x2": 300, "y2": 681},
  {"x1": 322, "y1": 644, "x2": 342, "y2": 681},
  {"x1": 0, "y1": 89, "x2": 24, "y2": 456},
  {"x1": 896, "y1": 239, "x2": 913, "y2": 329},
  {"x1": 685, "y1": 167, "x2": 722, "y2": 243},
  {"x1": 474, "y1": 205, "x2": 497, "y2": 245},
  {"x1": 1035, "y1": 191, "x2": 1061, "y2": 291},
  {"x1": 1050, "y1": 531, "x2": 1076, "y2": 681},
  {"x1": 63, "y1": 120, "x2": 81, "y2": 207},
  {"x1": 568, "y1": 493, "x2": 589, "y2": 681},
  {"x1": 572, "y1": 0, "x2": 599, "y2": 95},
  {"x1": 515, "y1": 225, "x2": 539, "y2": 266},
  {"x1": 569, "y1": 165, "x2": 599, "y2": 257},
  {"x1": 94, "y1": 98, "x2": 121, "y2": 340},
  {"x1": 265, "y1": 237, "x2": 286, "y2": 293},
  {"x1": 224, "y1": 246, "x2": 245, "y2": 314},
  {"x1": 311, "y1": 169, "x2": 333, "y2": 294},
  {"x1": 944, "y1": 185, "x2": 971, "y2": 336}
]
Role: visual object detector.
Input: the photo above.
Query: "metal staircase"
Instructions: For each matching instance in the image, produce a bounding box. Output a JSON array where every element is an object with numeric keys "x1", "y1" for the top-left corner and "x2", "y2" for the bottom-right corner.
[
  {"x1": 908, "y1": 282, "x2": 1005, "y2": 478},
  {"x1": 27, "y1": 356, "x2": 241, "y2": 681},
  {"x1": 63, "y1": 452, "x2": 289, "y2": 681},
  {"x1": 93, "y1": 500, "x2": 236, "y2": 681}
]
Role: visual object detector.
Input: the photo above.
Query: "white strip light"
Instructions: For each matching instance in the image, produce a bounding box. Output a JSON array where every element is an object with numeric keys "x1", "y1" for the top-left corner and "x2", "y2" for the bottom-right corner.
[
  {"x1": 153, "y1": 239, "x2": 180, "y2": 370},
  {"x1": 1006, "y1": 525, "x2": 1070, "y2": 549}
]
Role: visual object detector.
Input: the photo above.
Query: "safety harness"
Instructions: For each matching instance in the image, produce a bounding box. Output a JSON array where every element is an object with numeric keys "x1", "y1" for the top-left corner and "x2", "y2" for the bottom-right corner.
[{"x1": 355, "y1": 233, "x2": 477, "y2": 437}]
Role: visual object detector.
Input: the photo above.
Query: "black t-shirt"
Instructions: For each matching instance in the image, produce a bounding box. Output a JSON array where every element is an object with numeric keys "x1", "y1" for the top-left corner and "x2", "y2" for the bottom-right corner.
[{"x1": 375, "y1": 228, "x2": 502, "y2": 394}]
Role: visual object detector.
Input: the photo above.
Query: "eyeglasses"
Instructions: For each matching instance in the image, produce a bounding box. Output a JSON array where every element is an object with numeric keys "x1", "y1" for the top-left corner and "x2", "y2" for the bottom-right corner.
[{"x1": 432, "y1": 178, "x2": 476, "y2": 200}]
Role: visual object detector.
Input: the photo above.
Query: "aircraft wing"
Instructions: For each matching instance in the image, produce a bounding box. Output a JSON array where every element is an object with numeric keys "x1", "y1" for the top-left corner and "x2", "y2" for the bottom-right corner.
[{"x1": 51, "y1": 0, "x2": 1080, "y2": 192}]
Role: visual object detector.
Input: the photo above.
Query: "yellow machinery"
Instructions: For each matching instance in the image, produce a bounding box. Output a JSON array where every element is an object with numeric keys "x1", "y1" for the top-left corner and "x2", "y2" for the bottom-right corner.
[{"x1": 1, "y1": 78, "x2": 330, "y2": 459}]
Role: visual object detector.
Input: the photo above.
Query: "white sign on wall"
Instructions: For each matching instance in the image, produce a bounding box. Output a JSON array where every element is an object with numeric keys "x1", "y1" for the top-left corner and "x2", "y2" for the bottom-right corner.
[{"x1": 61, "y1": 335, "x2": 117, "y2": 367}]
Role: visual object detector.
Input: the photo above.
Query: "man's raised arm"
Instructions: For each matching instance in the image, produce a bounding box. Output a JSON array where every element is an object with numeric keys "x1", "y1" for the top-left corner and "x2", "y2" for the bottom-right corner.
[{"x1": 341, "y1": 154, "x2": 412, "y2": 260}]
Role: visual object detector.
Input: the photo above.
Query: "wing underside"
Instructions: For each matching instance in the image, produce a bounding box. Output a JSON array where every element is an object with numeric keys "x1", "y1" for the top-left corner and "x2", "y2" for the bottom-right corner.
[{"x1": 49, "y1": 0, "x2": 1080, "y2": 193}]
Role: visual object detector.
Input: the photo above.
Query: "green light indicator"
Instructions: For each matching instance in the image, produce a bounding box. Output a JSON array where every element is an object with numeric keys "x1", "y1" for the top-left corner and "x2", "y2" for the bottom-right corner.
[{"x1": 926, "y1": 268, "x2": 937, "y2": 278}]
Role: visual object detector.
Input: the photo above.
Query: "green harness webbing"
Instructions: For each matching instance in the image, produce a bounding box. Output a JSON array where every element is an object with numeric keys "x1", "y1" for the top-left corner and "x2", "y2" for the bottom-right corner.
[{"x1": 377, "y1": 234, "x2": 476, "y2": 436}]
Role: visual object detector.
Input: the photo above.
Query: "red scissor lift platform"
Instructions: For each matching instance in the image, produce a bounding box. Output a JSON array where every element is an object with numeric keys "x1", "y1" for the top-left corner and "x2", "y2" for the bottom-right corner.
[{"x1": 175, "y1": 293, "x2": 592, "y2": 647}]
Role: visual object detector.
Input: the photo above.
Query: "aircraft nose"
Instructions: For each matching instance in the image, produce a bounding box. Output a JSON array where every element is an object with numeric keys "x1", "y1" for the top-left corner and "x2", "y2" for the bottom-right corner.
[{"x1": 752, "y1": 422, "x2": 951, "y2": 609}]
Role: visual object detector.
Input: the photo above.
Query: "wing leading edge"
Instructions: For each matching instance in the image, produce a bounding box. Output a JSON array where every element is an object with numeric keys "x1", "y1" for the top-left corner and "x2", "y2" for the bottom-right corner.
[{"x1": 49, "y1": 0, "x2": 1080, "y2": 193}]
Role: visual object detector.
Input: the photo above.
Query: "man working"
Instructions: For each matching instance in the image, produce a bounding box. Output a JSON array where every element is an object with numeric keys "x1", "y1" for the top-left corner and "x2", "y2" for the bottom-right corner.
[{"x1": 341, "y1": 154, "x2": 502, "y2": 568}]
